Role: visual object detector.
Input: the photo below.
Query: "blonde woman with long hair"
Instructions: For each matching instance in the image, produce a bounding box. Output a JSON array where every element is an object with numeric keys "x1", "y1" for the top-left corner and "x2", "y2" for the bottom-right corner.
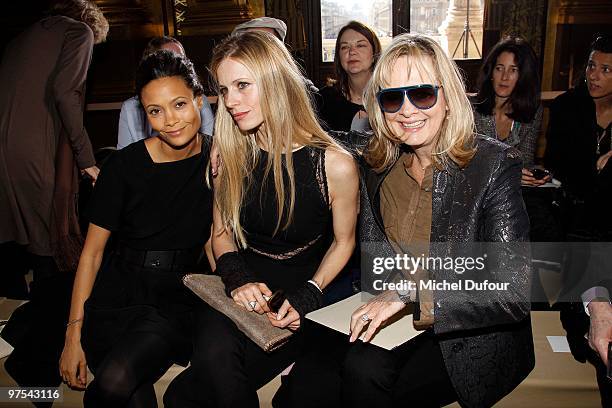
[
  {"x1": 282, "y1": 33, "x2": 534, "y2": 408},
  {"x1": 164, "y1": 31, "x2": 359, "y2": 407}
]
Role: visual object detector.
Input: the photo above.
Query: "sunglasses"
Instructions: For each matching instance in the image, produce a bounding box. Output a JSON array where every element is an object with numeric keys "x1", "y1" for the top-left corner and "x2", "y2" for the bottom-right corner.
[{"x1": 376, "y1": 84, "x2": 442, "y2": 113}]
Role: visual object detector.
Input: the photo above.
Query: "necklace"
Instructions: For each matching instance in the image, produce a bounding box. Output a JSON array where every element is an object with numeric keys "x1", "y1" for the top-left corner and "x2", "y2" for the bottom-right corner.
[
  {"x1": 596, "y1": 127, "x2": 610, "y2": 156},
  {"x1": 413, "y1": 155, "x2": 427, "y2": 171}
]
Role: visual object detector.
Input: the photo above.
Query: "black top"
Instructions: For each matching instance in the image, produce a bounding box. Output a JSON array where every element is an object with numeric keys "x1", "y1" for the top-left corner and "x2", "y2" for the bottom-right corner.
[
  {"x1": 89, "y1": 138, "x2": 213, "y2": 251},
  {"x1": 83, "y1": 138, "x2": 214, "y2": 367},
  {"x1": 240, "y1": 146, "x2": 331, "y2": 292},
  {"x1": 545, "y1": 83, "x2": 611, "y2": 199},
  {"x1": 544, "y1": 83, "x2": 612, "y2": 237},
  {"x1": 316, "y1": 86, "x2": 364, "y2": 132}
]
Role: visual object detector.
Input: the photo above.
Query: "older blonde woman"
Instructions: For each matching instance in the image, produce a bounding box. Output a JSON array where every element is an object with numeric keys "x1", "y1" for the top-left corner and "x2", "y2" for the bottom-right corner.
[{"x1": 282, "y1": 33, "x2": 534, "y2": 408}]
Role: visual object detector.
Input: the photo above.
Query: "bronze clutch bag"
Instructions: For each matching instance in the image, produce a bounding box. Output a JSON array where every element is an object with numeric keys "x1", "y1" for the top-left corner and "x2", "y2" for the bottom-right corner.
[{"x1": 183, "y1": 274, "x2": 293, "y2": 352}]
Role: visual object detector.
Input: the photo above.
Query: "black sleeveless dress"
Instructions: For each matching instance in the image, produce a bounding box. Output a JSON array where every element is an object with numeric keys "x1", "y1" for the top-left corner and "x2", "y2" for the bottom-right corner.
[{"x1": 240, "y1": 146, "x2": 331, "y2": 292}]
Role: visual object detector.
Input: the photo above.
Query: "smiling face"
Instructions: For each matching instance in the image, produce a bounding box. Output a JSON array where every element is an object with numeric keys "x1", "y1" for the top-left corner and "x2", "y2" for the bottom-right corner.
[
  {"x1": 586, "y1": 50, "x2": 612, "y2": 100},
  {"x1": 383, "y1": 55, "x2": 447, "y2": 154},
  {"x1": 338, "y1": 29, "x2": 374, "y2": 76},
  {"x1": 140, "y1": 76, "x2": 203, "y2": 148},
  {"x1": 216, "y1": 57, "x2": 264, "y2": 132},
  {"x1": 492, "y1": 51, "x2": 519, "y2": 98}
]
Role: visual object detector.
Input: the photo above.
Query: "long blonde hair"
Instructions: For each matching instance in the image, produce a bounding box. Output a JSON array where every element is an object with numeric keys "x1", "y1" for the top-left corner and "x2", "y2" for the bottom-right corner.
[
  {"x1": 364, "y1": 33, "x2": 476, "y2": 172},
  {"x1": 210, "y1": 31, "x2": 341, "y2": 248}
]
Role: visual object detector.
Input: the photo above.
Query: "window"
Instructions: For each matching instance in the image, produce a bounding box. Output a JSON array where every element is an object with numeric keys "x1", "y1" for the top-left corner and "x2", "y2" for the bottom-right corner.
[
  {"x1": 320, "y1": 0, "x2": 484, "y2": 62},
  {"x1": 410, "y1": 0, "x2": 484, "y2": 59},
  {"x1": 320, "y1": 0, "x2": 393, "y2": 62}
]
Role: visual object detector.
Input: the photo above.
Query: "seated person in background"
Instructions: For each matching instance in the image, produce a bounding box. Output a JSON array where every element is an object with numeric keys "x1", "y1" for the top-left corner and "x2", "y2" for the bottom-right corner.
[
  {"x1": 472, "y1": 36, "x2": 547, "y2": 186},
  {"x1": 545, "y1": 35, "x2": 611, "y2": 407},
  {"x1": 232, "y1": 16, "x2": 319, "y2": 94},
  {"x1": 317, "y1": 21, "x2": 381, "y2": 132},
  {"x1": 232, "y1": 16, "x2": 287, "y2": 42},
  {"x1": 59, "y1": 50, "x2": 214, "y2": 406},
  {"x1": 117, "y1": 36, "x2": 214, "y2": 149}
]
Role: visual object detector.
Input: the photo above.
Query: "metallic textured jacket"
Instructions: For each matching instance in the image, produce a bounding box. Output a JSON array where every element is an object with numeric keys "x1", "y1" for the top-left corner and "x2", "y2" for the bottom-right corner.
[{"x1": 334, "y1": 131, "x2": 535, "y2": 408}]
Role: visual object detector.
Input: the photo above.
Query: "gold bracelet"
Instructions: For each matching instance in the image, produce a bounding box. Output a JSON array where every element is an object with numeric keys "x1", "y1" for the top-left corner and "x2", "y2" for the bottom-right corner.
[{"x1": 66, "y1": 318, "x2": 83, "y2": 327}]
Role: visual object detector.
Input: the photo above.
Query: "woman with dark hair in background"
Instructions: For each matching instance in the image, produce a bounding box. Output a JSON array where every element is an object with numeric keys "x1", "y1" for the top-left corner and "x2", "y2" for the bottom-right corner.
[
  {"x1": 0, "y1": 0, "x2": 108, "y2": 389},
  {"x1": 59, "y1": 50, "x2": 214, "y2": 407},
  {"x1": 545, "y1": 35, "x2": 611, "y2": 407},
  {"x1": 317, "y1": 20, "x2": 381, "y2": 131},
  {"x1": 117, "y1": 36, "x2": 215, "y2": 149},
  {"x1": 473, "y1": 36, "x2": 546, "y2": 186}
]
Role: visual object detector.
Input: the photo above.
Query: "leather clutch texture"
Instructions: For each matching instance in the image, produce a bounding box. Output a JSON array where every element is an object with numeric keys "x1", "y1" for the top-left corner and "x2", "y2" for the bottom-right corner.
[{"x1": 183, "y1": 274, "x2": 293, "y2": 352}]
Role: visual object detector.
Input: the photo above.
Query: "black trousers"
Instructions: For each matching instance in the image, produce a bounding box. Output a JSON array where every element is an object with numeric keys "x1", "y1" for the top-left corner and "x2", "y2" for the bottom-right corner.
[
  {"x1": 2, "y1": 255, "x2": 73, "y2": 408},
  {"x1": 278, "y1": 326, "x2": 457, "y2": 408},
  {"x1": 0, "y1": 241, "x2": 29, "y2": 299},
  {"x1": 164, "y1": 303, "x2": 303, "y2": 408},
  {"x1": 561, "y1": 303, "x2": 611, "y2": 407}
]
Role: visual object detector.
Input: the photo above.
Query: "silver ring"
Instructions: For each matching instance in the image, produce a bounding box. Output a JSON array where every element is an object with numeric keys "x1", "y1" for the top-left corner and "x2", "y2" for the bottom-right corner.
[
  {"x1": 361, "y1": 314, "x2": 370, "y2": 322},
  {"x1": 248, "y1": 301, "x2": 257, "y2": 310}
]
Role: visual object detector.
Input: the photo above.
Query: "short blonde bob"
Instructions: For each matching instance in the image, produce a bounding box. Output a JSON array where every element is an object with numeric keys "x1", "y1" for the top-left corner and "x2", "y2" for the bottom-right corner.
[{"x1": 363, "y1": 33, "x2": 476, "y2": 172}]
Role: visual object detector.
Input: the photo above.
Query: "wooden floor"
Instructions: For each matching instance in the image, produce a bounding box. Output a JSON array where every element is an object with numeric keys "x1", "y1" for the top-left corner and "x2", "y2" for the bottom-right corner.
[{"x1": 0, "y1": 295, "x2": 603, "y2": 407}]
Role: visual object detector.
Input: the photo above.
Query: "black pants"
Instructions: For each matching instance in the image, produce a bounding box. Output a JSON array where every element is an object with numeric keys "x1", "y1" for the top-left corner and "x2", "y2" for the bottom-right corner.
[
  {"x1": 2, "y1": 255, "x2": 73, "y2": 408},
  {"x1": 164, "y1": 303, "x2": 303, "y2": 408},
  {"x1": 561, "y1": 303, "x2": 611, "y2": 407},
  {"x1": 0, "y1": 241, "x2": 29, "y2": 299},
  {"x1": 278, "y1": 326, "x2": 457, "y2": 408}
]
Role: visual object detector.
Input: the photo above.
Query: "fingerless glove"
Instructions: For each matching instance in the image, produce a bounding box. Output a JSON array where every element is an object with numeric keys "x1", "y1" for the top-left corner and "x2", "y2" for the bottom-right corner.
[
  {"x1": 216, "y1": 251, "x2": 256, "y2": 297},
  {"x1": 285, "y1": 281, "x2": 324, "y2": 320}
]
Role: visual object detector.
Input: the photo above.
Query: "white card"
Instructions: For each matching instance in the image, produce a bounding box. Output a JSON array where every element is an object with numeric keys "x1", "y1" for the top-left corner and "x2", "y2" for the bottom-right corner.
[{"x1": 546, "y1": 335, "x2": 571, "y2": 353}]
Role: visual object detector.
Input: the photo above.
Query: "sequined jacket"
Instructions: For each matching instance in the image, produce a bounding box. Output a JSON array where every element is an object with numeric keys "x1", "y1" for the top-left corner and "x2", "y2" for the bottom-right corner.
[{"x1": 333, "y1": 131, "x2": 535, "y2": 408}]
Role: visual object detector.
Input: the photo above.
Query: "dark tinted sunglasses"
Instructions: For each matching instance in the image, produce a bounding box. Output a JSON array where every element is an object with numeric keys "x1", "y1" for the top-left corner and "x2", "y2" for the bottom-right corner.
[{"x1": 376, "y1": 84, "x2": 441, "y2": 113}]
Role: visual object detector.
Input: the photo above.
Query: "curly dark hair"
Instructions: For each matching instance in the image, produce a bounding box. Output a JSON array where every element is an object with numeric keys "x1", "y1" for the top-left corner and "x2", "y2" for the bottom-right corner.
[
  {"x1": 474, "y1": 36, "x2": 540, "y2": 123},
  {"x1": 49, "y1": 0, "x2": 108, "y2": 44},
  {"x1": 135, "y1": 50, "x2": 204, "y2": 101}
]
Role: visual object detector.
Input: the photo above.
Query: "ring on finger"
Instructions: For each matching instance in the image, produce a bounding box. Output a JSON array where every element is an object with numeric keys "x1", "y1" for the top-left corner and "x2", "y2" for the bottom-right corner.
[
  {"x1": 361, "y1": 313, "x2": 370, "y2": 322},
  {"x1": 248, "y1": 301, "x2": 257, "y2": 310}
]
